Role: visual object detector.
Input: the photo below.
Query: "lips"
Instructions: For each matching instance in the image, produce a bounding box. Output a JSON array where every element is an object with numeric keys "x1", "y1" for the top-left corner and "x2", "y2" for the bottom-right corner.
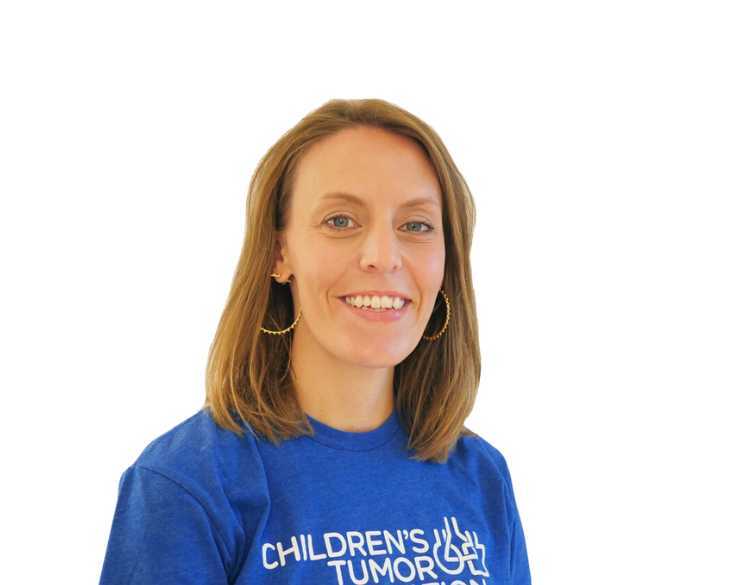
[
  {"x1": 338, "y1": 295, "x2": 411, "y2": 322},
  {"x1": 338, "y1": 290, "x2": 412, "y2": 302}
]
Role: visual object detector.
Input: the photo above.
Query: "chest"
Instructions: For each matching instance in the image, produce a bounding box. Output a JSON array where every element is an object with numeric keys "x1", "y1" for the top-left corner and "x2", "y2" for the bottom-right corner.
[{"x1": 232, "y1": 470, "x2": 511, "y2": 584}]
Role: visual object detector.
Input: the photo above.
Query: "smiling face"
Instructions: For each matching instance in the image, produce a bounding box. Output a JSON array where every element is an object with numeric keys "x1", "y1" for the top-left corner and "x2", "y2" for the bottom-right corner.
[{"x1": 273, "y1": 125, "x2": 446, "y2": 368}]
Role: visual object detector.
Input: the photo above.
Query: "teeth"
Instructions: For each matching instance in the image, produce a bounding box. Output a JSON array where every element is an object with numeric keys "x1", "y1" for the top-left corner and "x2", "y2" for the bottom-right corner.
[{"x1": 344, "y1": 295, "x2": 406, "y2": 310}]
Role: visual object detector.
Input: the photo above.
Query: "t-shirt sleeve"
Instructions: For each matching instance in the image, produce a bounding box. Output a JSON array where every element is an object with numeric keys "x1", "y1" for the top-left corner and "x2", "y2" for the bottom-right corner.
[
  {"x1": 481, "y1": 440, "x2": 533, "y2": 584},
  {"x1": 509, "y1": 507, "x2": 532, "y2": 584},
  {"x1": 98, "y1": 464, "x2": 231, "y2": 585}
]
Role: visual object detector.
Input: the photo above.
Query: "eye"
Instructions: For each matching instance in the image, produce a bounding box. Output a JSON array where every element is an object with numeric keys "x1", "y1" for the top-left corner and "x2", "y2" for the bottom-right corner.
[
  {"x1": 402, "y1": 221, "x2": 434, "y2": 233},
  {"x1": 324, "y1": 214, "x2": 356, "y2": 230},
  {"x1": 323, "y1": 215, "x2": 435, "y2": 233}
]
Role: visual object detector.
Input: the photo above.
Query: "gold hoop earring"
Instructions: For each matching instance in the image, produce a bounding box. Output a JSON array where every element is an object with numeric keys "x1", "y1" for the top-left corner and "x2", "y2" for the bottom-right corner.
[
  {"x1": 261, "y1": 272, "x2": 300, "y2": 335},
  {"x1": 422, "y1": 288, "x2": 451, "y2": 342},
  {"x1": 260, "y1": 309, "x2": 301, "y2": 335}
]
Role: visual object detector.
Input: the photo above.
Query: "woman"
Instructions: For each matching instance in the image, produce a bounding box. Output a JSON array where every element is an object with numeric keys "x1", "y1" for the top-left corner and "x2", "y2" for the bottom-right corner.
[{"x1": 99, "y1": 98, "x2": 532, "y2": 584}]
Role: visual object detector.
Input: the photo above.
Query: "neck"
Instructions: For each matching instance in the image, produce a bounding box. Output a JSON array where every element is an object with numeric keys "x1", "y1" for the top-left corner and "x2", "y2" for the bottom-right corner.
[{"x1": 290, "y1": 320, "x2": 395, "y2": 433}]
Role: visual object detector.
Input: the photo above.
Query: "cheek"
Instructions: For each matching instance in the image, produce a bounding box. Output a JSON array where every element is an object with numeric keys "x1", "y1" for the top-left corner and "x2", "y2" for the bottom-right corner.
[
  {"x1": 294, "y1": 244, "x2": 349, "y2": 294},
  {"x1": 418, "y1": 243, "x2": 446, "y2": 288}
]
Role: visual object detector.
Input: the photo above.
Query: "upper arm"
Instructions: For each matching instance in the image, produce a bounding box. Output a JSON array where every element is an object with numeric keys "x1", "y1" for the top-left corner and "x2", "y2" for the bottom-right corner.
[
  {"x1": 478, "y1": 439, "x2": 533, "y2": 584},
  {"x1": 98, "y1": 465, "x2": 231, "y2": 585}
]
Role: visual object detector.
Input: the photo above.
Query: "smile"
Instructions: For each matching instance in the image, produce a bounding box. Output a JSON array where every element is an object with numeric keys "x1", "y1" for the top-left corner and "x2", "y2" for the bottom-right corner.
[{"x1": 338, "y1": 296, "x2": 412, "y2": 323}]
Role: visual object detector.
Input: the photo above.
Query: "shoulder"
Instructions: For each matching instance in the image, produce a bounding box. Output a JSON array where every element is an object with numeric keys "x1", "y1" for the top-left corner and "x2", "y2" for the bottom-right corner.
[
  {"x1": 454, "y1": 431, "x2": 516, "y2": 491},
  {"x1": 108, "y1": 410, "x2": 269, "y2": 579},
  {"x1": 134, "y1": 408, "x2": 243, "y2": 462},
  {"x1": 127, "y1": 408, "x2": 269, "y2": 509},
  {"x1": 119, "y1": 408, "x2": 270, "y2": 570},
  {"x1": 456, "y1": 431, "x2": 527, "y2": 527}
]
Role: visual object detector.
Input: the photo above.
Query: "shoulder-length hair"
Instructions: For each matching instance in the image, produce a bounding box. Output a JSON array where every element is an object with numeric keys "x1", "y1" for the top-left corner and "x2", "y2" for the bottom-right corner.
[{"x1": 203, "y1": 98, "x2": 481, "y2": 463}]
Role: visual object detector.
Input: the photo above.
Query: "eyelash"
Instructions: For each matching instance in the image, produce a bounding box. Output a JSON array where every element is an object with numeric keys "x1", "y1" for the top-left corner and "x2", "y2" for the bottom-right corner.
[{"x1": 324, "y1": 214, "x2": 435, "y2": 233}]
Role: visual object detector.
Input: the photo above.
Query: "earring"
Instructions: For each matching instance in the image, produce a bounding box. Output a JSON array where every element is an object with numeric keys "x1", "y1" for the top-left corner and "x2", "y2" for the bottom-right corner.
[
  {"x1": 261, "y1": 272, "x2": 301, "y2": 335},
  {"x1": 422, "y1": 288, "x2": 451, "y2": 341}
]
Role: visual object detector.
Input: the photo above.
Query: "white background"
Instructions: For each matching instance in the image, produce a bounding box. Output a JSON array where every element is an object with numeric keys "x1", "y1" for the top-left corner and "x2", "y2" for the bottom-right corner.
[{"x1": 1, "y1": 1, "x2": 733, "y2": 583}]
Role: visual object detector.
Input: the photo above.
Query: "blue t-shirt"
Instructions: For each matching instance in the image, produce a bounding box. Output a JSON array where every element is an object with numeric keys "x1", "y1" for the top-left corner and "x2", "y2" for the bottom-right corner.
[{"x1": 99, "y1": 406, "x2": 531, "y2": 584}]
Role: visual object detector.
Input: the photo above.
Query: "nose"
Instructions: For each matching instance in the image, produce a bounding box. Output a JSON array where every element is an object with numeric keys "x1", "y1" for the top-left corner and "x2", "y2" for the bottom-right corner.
[{"x1": 358, "y1": 221, "x2": 402, "y2": 273}]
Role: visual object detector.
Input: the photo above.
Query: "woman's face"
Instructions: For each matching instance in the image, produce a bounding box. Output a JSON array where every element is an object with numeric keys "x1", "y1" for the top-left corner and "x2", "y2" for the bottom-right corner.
[{"x1": 274, "y1": 125, "x2": 446, "y2": 368}]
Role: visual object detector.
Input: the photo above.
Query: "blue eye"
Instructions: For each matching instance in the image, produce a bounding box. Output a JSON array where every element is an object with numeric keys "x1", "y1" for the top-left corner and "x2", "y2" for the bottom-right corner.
[
  {"x1": 403, "y1": 221, "x2": 434, "y2": 233},
  {"x1": 325, "y1": 215, "x2": 356, "y2": 230},
  {"x1": 324, "y1": 215, "x2": 434, "y2": 233}
]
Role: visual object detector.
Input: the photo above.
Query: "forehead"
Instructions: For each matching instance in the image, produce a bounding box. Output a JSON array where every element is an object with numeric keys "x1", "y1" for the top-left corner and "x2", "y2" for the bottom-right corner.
[{"x1": 292, "y1": 126, "x2": 442, "y2": 210}]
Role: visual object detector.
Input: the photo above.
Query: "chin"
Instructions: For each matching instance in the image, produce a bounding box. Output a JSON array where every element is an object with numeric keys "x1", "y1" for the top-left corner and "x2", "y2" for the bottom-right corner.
[{"x1": 344, "y1": 347, "x2": 410, "y2": 369}]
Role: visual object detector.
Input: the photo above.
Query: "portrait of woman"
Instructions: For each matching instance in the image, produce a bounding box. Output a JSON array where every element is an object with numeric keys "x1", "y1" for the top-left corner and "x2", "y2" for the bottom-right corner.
[{"x1": 98, "y1": 98, "x2": 532, "y2": 584}]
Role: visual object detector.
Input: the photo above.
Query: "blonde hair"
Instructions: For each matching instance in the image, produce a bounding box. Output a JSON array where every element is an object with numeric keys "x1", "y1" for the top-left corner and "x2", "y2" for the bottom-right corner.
[{"x1": 203, "y1": 98, "x2": 481, "y2": 463}]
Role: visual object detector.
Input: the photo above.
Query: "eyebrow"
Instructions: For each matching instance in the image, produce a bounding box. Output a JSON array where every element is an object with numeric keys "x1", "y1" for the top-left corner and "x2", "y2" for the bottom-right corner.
[{"x1": 318, "y1": 191, "x2": 440, "y2": 209}]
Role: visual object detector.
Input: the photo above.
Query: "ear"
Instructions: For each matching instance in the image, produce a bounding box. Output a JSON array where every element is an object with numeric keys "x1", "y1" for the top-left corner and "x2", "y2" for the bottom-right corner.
[{"x1": 272, "y1": 231, "x2": 292, "y2": 281}]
